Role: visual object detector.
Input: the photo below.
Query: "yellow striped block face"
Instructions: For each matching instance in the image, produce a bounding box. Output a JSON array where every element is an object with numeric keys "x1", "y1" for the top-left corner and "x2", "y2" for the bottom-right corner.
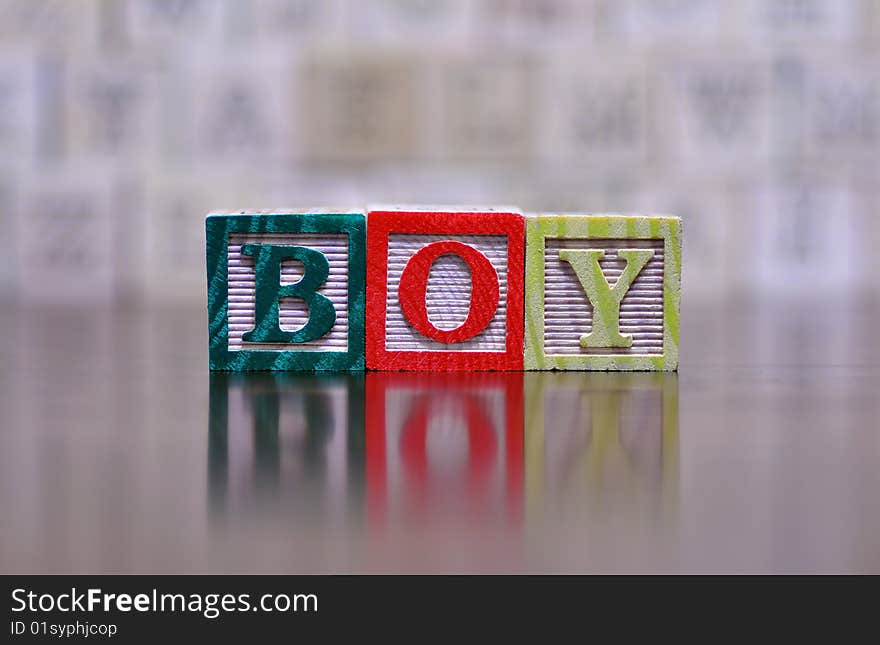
[{"x1": 524, "y1": 215, "x2": 681, "y2": 371}]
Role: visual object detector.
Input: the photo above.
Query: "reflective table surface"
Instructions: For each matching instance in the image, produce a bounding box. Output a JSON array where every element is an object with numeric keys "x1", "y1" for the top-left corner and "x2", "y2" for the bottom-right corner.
[{"x1": 1, "y1": 296, "x2": 878, "y2": 573}]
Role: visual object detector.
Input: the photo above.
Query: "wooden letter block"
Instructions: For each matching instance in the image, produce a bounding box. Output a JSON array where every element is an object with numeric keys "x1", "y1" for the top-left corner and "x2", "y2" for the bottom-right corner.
[
  {"x1": 206, "y1": 211, "x2": 366, "y2": 371},
  {"x1": 524, "y1": 215, "x2": 681, "y2": 371},
  {"x1": 366, "y1": 208, "x2": 525, "y2": 371}
]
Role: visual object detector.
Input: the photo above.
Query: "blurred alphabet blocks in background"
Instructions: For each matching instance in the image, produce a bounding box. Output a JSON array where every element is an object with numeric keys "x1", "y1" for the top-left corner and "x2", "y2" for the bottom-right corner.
[
  {"x1": 16, "y1": 170, "x2": 118, "y2": 304},
  {"x1": 436, "y1": 56, "x2": 536, "y2": 162},
  {"x1": 0, "y1": 177, "x2": 15, "y2": 294},
  {"x1": 0, "y1": 49, "x2": 38, "y2": 171},
  {"x1": 540, "y1": 58, "x2": 647, "y2": 167},
  {"x1": 661, "y1": 58, "x2": 772, "y2": 174},
  {"x1": 300, "y1": 53, "x2": 420, "y2": 163},
  {"x1": 524, "y1": 214, "x2": 681, "y2": 371},
  {"x1": 206, "y1": 212, "x2": 366, "y2": 371},
  {"x1": 366, "y1": 208, "x2": 525, "y2": 371},
  {"x1": 3, "y1": 0, "x2": 880, "y2": 310}
]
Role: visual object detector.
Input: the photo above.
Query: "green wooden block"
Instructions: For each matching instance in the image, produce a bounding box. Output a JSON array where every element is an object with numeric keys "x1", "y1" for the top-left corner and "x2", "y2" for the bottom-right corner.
[
  {"x1": 206, "y1": 211, "x2": 366, "y2": 371},
  {"x1": 524, "y1": 214, "x2": 681, "y2": 371}
]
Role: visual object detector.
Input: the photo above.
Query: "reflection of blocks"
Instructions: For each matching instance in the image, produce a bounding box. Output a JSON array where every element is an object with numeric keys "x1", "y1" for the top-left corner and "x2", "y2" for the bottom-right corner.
[
  {"x1": 208, "y1": 373, "x2": 365, "y2": 518},
  {"x1": 366, "y1": 208, "x2": 525, "y2": 371},
  {"x1": 525, "y1": 215, "x2": 681, "y2": 371},
  {"x1": 523, "y1": 372, "x2": 678, "y2": 521},
  {"x1": 206, "y1": 212, "x2": 366, "y2": 371},
  {"x1": 365, "y1": 373, "x2": 523, "y2": 525}
]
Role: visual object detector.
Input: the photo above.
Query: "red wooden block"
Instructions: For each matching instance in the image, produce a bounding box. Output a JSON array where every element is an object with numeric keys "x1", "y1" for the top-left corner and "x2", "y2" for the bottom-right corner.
[{"x1": 366, "y1": 208, "x2": 525, "y2": 371}]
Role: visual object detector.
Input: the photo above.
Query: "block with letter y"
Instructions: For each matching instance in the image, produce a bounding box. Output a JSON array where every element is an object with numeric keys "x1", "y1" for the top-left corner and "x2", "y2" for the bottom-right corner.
[
  {"x1": 524, "y1": 214, "x2": 681, "y2": 371},
  {"x1": 206, "y1": 211, "x2": 366, "y2": 371}
]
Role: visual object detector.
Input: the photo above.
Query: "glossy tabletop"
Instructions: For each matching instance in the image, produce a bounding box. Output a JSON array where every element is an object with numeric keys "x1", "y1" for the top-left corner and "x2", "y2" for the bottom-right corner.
[{"x1": 1, "y1": 296, "x2": 878, "y2": 573}]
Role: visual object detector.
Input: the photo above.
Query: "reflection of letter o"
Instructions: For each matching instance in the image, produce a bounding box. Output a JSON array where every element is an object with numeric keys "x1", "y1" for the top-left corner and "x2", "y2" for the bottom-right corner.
[
  {"x1": 398, "y1": 241, "x2": 500, "y2": 343},
  {"x1": 400, "y1": 395, "x2": 497, "y2": 492}
]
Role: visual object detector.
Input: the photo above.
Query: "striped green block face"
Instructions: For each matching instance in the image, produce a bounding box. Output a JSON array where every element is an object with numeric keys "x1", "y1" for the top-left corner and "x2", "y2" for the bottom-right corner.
[
  {"x1": 206, "y1": 212, "x2": 366, "y2": 371},
  {"x1": 524, "y1": 215, "x2": 681, "y2": 371}
]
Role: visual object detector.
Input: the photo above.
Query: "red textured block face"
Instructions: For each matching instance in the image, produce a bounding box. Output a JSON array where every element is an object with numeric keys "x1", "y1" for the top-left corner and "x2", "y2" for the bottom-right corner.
[{"x1": 366, "y1": 209, "x2": 525, "y2": 370}]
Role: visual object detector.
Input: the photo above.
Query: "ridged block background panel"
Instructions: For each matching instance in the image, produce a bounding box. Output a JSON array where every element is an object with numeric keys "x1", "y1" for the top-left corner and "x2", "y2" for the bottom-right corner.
[
  {"x1": 384, "y1": 234, "x2": 508, "y2": 352},
  {"x1": 227, "y1": 232, "x2": 349, "y2": 352},
  {"x1": 543, "y1": 238, "x2": 664, "y2": 356}
]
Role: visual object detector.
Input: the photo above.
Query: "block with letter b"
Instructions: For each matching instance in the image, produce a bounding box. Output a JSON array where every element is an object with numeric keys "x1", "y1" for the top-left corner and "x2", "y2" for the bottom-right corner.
[
  {"x1": 366, "y1": 207, "x2": 525, "y2": 371},
  {"x1": 524, "y1": 214, "x2": 681, "y2": 371},
  {"x1": 206, "y1": 211, "x2": 366, "y2": 371}
]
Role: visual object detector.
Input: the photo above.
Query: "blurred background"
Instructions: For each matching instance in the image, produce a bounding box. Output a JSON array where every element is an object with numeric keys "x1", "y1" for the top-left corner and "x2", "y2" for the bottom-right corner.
[
  {"x1": 1, "y1": 0, "x2": 879, "y2": 574},
  {"x1": 1, "y1": 0, "x2": 878, "y2": 304}
]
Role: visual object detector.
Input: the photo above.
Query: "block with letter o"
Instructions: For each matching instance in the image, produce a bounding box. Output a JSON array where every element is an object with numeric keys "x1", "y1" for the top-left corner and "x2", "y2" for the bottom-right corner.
[{"x1": 365, "y1": 208, "x2": 525, "y2": 371}]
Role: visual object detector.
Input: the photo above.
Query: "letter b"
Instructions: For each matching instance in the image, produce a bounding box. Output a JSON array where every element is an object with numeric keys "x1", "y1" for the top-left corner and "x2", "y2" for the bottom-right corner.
[{"x1": 241, "y1": 244, "x2": 336, "y2": 344}]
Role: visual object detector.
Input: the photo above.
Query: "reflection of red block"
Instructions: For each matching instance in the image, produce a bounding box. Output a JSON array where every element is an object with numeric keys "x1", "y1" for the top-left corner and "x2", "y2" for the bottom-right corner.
[
  {"x1": 366, "y1": 208, "x2": 525, "y2": 371},
  {"x1": 366, "y1": 373, "x2": 523, "y2": 526}
]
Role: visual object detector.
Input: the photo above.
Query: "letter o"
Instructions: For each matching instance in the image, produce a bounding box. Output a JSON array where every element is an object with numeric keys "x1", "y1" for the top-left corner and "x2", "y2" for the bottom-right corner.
[{"x1": 398, "y1": 241, "x2": 500, "y2": 343}]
